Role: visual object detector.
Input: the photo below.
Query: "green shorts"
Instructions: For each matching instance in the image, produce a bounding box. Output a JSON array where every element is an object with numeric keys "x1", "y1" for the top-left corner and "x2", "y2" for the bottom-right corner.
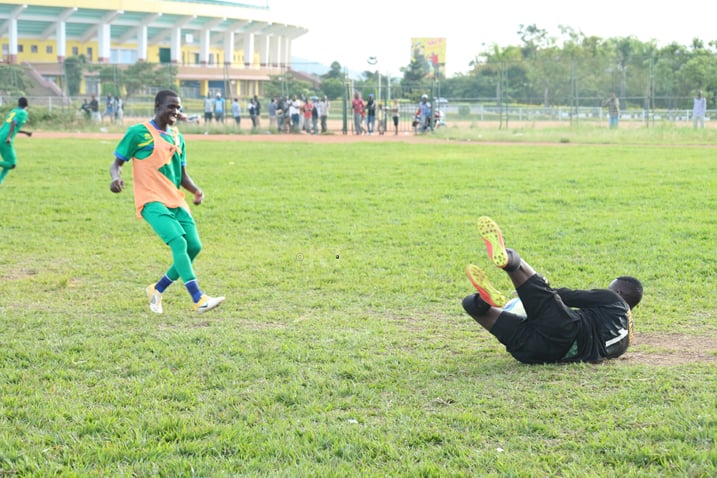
[
  {"x1": 141, "y1": 202, "x2": 198, "y2": 244},
  {"x1": 0, "y1": 143, "x2": 17, "y2": 166}
]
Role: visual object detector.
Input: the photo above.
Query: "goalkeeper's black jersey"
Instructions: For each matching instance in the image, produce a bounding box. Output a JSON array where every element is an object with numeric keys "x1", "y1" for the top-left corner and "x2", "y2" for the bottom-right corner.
[{"x1": 556, "y1": 288, "x2": 633, "y2": 362}]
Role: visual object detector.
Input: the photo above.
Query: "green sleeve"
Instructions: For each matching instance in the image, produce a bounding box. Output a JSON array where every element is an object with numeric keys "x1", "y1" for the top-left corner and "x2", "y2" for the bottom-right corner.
[{"x1": 114, "y1": 124, "x2": 151, "y2": 161}]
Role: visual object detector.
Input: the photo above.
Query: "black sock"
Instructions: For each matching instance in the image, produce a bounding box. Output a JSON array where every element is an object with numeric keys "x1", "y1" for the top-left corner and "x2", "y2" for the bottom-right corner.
[
  {"x1": 462, "y1": 294, "x2": 491, "y2": 318},
  {"x1": 504, "y1": 248, "x2": 521, "y2": 272}
]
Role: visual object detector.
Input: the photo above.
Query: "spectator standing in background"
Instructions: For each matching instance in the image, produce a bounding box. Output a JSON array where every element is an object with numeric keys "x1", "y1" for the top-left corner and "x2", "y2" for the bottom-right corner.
[
  {"x1": 302, "y1": 97, "x2": 313, "y2": 133},
  {"x1": 213, "y1": 93, "x2": 225, "y2": 123},
  {"x1": 311, "y1": 97, "x2": 319, "y2": 135},
  {"x1": 268, "y1": 98, "x2": 277, "y2": 129},
  {"x1": 232, "y1": 98, "x2": 241, "y2": 128},
  {"x1": 253, "y1": 95, "x2": 261, "y2": 128},
  {"x1": 351, "y1": 92, "x2": 364, "y2": 135},
  {"x1": 692, "y1": 90, "x2": 706, "y2": 129},
  {"x1": 248, "y1": 98, "x2": 257, "y2": 129},
  {"x1": 317, "y1": 96, "x2": 329, "y2": 133},
  {"x1": 289, "y1": 95, "x2": 301, "y2": 133},
  {"x1": 603, "y1": 93, "x2": 620, "y2": 129},
  {"x1": 391, "y1": 100, "x2": 400, "y2": 135},
  {"x1": 203, "y1": 95, "x2": 213, "y2": 124},
  {"x1": 365, "y1": 94, "x2": 377, "y2": 134}
]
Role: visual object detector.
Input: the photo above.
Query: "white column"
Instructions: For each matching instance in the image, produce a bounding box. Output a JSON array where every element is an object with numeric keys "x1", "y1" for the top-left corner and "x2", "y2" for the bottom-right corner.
[
  {"x1": 257, "y1": 35, "x2": 269, "y2": 67},
  {"x1": 274, "y1": 35, "x2": 282, "y2": 68},
  {"x1": 199, "y1": 29, "x2": 210, "y2": 65},
  {"x1": 283, "y1": 36, "x2": 291, "y2": 69},
  {"x1": 137, "y1": 25, "x2": 148, "y2": 61},
  {"x1": 268, "y1": 36, "x2": 279, "y2": 68},
  {"x1": 98, "y1": 23, "x2": 111, "y2": 63},
  {"x1": 8, "y1": 18, "x2": 18, "y2": 63},
  {"x1": 224, "y1": 30, "x2": 234, "y2": 65},
  {"x1": 243, "y1": 32, "x2": 254, "y2": 67},
  {"x1": 171, "y1": 28, "x2": 181, "y2": 64},
  {"x1": 56, "y1": 21, "x2": 67, "y2": 62}
]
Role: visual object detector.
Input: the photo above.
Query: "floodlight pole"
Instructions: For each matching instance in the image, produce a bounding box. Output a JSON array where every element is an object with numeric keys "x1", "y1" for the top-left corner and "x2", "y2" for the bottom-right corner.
[{"x1": 367, "y1": 55, "x2": 378, "y2": 101}]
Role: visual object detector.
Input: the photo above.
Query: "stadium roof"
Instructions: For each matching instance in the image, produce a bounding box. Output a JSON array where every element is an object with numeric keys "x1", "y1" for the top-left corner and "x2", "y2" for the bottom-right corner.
[{"x1": 0, "y1": 0, "x2": 306, "y2": 46}]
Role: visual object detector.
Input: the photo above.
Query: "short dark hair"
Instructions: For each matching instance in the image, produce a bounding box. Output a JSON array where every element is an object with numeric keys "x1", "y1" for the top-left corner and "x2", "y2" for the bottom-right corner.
[
  {"x1": 18, "y1": 97, "x2": 28, "y2": 108},
  {"x1": 609, "y1": 276, "x2": 643, "y2": 309},
  {"x1": 155, "y1": 90, "x2": 179, "y2": 107}
]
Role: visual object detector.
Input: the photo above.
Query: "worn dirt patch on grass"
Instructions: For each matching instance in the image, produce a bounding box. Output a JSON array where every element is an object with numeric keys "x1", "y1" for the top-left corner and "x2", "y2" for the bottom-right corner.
[{"x1": 620, "y1": 333, "x2": 717, "y2": 365}]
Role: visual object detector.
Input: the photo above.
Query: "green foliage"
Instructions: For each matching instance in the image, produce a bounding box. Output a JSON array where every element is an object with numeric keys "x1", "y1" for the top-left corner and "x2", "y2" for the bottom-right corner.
[
  {"x1": 401, "y1": 50, "x2": 432, "y2": 85},
  {"x1": 436, "y1": 30, "x2": 717, "y2": 107},
  {"x1": 321, "y1": 61, "x2": 345, "y2": 80},
  {"x1": 0, "y1": 137, "x2": 715, "y2": 476},
  {"x1": 0, "y1": 104, "x2": 83, "y2": 129},
  {"x1": 0, "y1": 64, "x2": 32, "y2": 96},
  {"x1": 320, "y1": 78, "x2": 344, "y2": 101},
  {"x1": 97, "y1": 64, "x2": 122, "y2": 96},
  {"x1": 63, "y1": 55, "x2": 87, "y2": 97},
  {"x1": 264, "y1": 72, "x2": 316, "y2": 100},
  {"x1": 92, "y1": 62, "x2": 178, "y2": 99}
]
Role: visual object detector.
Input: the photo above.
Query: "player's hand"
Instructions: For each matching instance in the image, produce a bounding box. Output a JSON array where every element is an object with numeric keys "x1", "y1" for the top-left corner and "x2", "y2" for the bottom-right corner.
[
  {"x1": 193, "y1": 190, "x2": 204, "y2": 205},
  {"x1": 110, "y1": 178, "x2": 124, "y2": 193}
]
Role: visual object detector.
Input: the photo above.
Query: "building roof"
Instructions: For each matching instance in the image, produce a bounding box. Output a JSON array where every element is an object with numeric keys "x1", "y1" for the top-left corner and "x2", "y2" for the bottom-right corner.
[{"x1": 0, "y1": 0, "x2": 306, "y2": 47}]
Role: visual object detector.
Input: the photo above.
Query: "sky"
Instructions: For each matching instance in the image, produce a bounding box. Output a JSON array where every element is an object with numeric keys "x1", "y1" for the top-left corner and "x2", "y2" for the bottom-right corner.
[{"x1": 267, "y1": 0, "x2": 717, "y2": 78}]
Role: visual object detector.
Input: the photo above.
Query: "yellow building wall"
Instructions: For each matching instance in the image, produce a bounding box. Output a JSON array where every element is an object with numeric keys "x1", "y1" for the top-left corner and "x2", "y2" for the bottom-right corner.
[{"x1": 2, "y1": 38, "x2": 246, "y2": 66}]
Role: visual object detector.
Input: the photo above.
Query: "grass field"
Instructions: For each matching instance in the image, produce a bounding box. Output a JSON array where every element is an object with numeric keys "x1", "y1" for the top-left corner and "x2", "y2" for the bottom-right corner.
[{"x1": 1, "y1": 134, "x2": 716, "y2": 476}]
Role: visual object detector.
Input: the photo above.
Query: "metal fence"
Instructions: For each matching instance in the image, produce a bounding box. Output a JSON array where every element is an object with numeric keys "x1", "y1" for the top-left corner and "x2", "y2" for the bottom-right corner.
[{"x1": 6, "y1": 95, "x2": 714, "y2": 133}]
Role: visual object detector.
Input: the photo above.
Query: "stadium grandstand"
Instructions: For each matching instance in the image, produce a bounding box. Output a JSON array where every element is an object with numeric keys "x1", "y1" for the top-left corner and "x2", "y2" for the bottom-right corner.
[{"x1": 0, "y1": 0, "x2": 307, "y2": 98}]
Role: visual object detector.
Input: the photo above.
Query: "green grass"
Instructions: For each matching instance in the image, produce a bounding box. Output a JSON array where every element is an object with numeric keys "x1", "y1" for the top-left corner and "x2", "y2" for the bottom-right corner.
[{"x1": 0, "y1": 136, "x2": 715, "y2": 476}]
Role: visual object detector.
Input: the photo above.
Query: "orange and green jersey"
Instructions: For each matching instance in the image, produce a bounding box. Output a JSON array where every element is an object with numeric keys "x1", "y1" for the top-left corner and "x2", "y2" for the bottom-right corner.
[{"x1": 114, "y1": 120, "x2": 189, "y2": 217}]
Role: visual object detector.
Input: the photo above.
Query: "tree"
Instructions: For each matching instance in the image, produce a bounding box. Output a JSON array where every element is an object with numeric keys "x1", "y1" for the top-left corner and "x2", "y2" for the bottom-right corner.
[
  {"x1": 0, "y1": 64, "x2": 31, "y2": 96},
  {"x1": 518, "y1": 24, "x2": 551, "y2": 59},
  {"x1": 320, "y1": 78, "x2": 344, "y2": 101},
  {"x1": 63, "y1": 55, "x2": 87, "y2": 96},
  {"x1": 322, "y1": 61, "x2": 344, "y2": 81},
  {"x1": 678, "y1": 53, "x2": 717, "y2": 105},
  {"x1": 400, "y1": 48, "x2": 433, "y2": 97},
  {"x1": 125, "y1": 62, "x2": 176, "y2": 99},
  {"x1": 97, "y1": 64, "x2": 122, "y2": 96},
  {"x1": 264, "y1": 72, "x2": 314, "y2": 100}
]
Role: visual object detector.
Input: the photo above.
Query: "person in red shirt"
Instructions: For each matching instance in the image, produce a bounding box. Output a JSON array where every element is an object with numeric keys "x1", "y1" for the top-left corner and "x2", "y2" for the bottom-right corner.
[
  {"x1": 351, "y1": 92, "x2": 365, "y2": 135},
  {"x1": 302, "y1": 98, "x2": 313, "y2": 133}
]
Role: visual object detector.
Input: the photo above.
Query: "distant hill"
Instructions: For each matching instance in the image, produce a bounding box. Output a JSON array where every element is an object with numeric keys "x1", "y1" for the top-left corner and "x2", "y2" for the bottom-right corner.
[
  {"x1": 291, "y1": 57, "x2": 328, "y2": 76},
  {"x1": 291, "y1": 57, "x2": 363, "y2": 79}
]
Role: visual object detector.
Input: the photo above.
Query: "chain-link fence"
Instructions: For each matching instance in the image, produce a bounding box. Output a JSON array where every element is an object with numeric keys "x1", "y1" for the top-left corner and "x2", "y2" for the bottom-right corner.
[{"x1": 6, "y1": 94, "x2": 716, "y2": 134}]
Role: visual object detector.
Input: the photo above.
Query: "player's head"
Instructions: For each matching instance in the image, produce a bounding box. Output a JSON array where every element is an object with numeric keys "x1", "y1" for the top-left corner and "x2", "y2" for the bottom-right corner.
[
  {"x1": 154, "y1": 90, "x2": 181, "y2": 125},
  {"x1": 18, "y1": 97, "x2": 28, "y2": 108},
  {"x1": 609, "y1": 276, "x2": 643, "y2": 309},
  {"x1": 155, "y1": 90, "x2": 179, "y2": 108}
]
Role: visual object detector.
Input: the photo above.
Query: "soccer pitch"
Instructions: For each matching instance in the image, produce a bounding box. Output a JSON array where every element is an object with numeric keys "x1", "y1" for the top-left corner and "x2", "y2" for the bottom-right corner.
[{"x1": 1, "y1": 138, "x2": 715, "y2": 476}]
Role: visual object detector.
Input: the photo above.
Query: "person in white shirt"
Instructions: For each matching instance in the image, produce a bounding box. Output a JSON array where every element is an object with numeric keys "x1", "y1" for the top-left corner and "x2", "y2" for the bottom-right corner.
[
  {"x1": 232, "y1": 98, "x2": 241, "y2": 128},
  {"x1": 317, "y1": 96, "x2": 330, "y2": 133},
  {"x1": 692, "y1": 90, "x2": 707, "y2": 129},
  {"x1": 288, "y1": 96, "x2": 301, "y2": 132},
  {"x1": 203, "y1": 95, "x2": 213, "y2": 124}
]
